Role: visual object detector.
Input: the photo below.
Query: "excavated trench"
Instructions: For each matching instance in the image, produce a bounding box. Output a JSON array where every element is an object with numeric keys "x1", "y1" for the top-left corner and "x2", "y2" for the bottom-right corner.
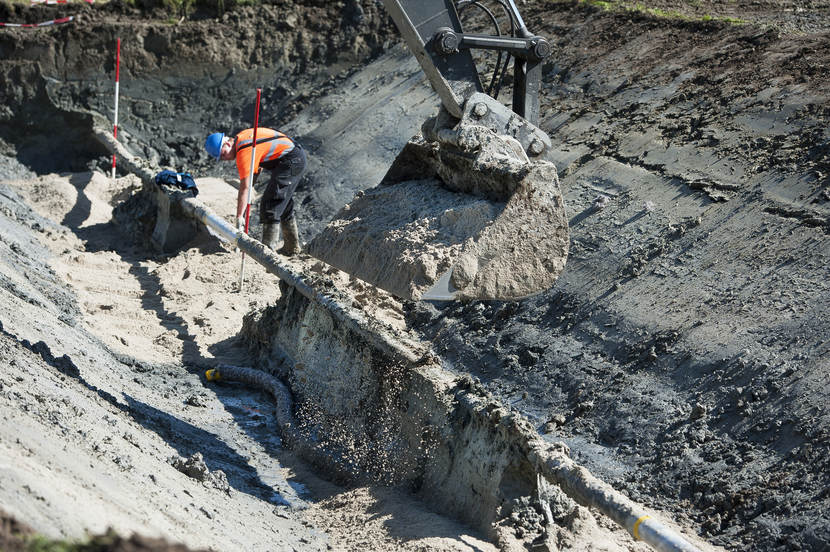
[
  {"x1": 100, "y1": 118, "x2": 700, "y2": 549},
  {"x1": 2, "y1": 1, "x2": 829, "y2": 551}
]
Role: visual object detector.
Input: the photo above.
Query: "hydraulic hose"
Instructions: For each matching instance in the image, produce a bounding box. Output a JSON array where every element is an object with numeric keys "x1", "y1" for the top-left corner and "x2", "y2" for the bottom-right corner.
[
  {"x1": 456, "y1": 0, "x2": 512, "y2": 96},
  {"x1": 204, "y1": 364, "x2": 355, "y2": 480}
]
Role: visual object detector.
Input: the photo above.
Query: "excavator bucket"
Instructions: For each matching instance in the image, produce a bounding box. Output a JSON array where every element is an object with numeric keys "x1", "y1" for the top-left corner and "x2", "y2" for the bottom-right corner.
[{"x1": 308, "y1": 110, "x2": 569, "y2": 301}]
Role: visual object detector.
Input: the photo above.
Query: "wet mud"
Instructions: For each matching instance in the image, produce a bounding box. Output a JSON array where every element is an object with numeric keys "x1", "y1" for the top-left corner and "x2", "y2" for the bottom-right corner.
[{"x1": 408, "y1": 3, "x2": 830, "y2": 550}]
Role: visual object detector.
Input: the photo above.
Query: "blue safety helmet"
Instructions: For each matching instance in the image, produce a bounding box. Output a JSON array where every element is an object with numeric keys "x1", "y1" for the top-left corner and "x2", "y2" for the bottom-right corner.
[{"x1": 204, "y1": 132, "x2": 225, "y2": 160}]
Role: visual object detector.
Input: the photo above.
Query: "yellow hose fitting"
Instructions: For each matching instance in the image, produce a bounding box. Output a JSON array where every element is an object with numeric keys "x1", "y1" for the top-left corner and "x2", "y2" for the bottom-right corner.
[
  {"x1": 205, "y1": 368, "x2": 221, "y2": 382},
  {"x1": 632, "y1": 515, "x2": 651, "y2": 541}
]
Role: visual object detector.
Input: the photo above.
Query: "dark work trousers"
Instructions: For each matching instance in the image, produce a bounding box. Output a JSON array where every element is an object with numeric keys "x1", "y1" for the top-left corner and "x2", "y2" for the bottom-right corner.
[{"x1": 260, "y1": 144, "x2": 307, "y2": 224}]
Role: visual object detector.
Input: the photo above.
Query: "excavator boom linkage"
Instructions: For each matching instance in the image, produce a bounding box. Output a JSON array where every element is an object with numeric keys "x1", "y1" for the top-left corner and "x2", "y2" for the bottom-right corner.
[
  {"x1": 381, "y1": 0, "x2": 483, "y2": 119},
  {"x1": 381, "y1": 0, "x2": 548, "y2": 126}
]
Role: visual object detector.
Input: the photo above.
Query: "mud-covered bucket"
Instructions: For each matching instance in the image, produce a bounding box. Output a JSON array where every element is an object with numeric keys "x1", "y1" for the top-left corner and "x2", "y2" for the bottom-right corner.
[{"x1": 309, "y1": 117, "x2": 569, "y2": 301}]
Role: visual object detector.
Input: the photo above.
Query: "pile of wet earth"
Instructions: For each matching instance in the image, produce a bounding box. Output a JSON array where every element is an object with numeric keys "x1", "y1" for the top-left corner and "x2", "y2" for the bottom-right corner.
[{"x1": 404, "y1": 3, "x2": 830, "y2": 550}]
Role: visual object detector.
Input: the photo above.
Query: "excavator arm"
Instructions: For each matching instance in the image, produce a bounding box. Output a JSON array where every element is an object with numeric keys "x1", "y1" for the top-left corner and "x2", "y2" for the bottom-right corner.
[{"x1": 381, "y1": 0, "x2": 550, "y2": 128}]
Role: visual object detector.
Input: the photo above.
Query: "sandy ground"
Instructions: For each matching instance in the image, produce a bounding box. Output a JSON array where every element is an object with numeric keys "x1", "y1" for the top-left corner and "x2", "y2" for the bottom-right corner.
[{"x1": 0, "y1": 169, "x2": 496, "y2": 551}]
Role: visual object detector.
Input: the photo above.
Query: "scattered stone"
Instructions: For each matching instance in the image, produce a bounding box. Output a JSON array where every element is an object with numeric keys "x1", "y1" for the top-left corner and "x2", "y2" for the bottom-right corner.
[
  {"x1": 546, "y1": 413, "x2": 566, "y2": 430},
  {"x1": 690, "y1": 403, "x2": 708, "y2": 420},
  {"x1": 169, "y1": 453, "x2": 231, "y2": 494},
  {"x1": 112, "y1": 454, "x2": 133, "y2": 471},
  {"x1": 592, "y1": 195, "x2": 610, "y2": 210},
  {"x1": 184, "y1": 394, "x2": 206, "y2": 407},
  {"x1": 575, "y1": 400, "x2": 594, "y2": 414}
]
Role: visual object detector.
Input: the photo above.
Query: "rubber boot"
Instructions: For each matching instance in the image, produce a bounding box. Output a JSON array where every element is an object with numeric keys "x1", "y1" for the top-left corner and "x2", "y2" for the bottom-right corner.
[
  {"x1": 278, "y1": 215, "x2": 302, "y2": 256},
  {"x1": 261, "y1": 222, "x2": 280, "y2": 251}
]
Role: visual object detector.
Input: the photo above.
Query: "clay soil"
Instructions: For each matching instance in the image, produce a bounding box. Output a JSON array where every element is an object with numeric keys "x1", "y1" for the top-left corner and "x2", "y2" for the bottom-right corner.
[{"x1": 0, "y1": 0, "x2": 828, "y2": 551}]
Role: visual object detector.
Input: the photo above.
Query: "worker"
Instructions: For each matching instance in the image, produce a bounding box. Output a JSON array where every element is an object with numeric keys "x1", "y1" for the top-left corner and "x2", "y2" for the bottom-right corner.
[{"x1": 204, "y1": 128, "x2": 306, "y2": 255}]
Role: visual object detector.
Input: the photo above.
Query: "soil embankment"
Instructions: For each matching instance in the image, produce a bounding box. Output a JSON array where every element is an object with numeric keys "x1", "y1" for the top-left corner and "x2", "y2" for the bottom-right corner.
[
  {"x1": 407, "y1": 4, "x2": 830, "y2": 550},
  {"x1": 0, "y1": 0, "x2": 828, "y2": 550},
  {"x1": 0, "y1": 166, "x2": 496, "y2": 551}
]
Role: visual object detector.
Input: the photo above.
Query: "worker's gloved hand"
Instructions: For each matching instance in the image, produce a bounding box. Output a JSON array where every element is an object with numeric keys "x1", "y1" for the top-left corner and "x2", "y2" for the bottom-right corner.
[{"x1": 236, "y1": 216, "x2": 246, "y2": 233}]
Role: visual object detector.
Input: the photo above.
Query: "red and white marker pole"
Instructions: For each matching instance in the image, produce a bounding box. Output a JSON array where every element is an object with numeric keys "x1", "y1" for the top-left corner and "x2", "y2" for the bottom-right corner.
[
  {"x1": 238, "y1": 88, "x2": 262, "y2": 292},
  {"x1": 30, "y1": 0, "x2": 95, "y2": 5},
  {"x1": 0, "y1": 15, "x2": 74, "y2": 27},
  {"x1": 112, "y1": 37, "x2": 120, "y2": 179}
]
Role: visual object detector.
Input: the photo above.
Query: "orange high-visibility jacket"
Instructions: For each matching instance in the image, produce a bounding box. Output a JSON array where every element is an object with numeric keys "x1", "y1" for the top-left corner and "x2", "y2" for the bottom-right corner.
[{"x1": 234, "y1": 128, "x2": 295, "y2": 182}]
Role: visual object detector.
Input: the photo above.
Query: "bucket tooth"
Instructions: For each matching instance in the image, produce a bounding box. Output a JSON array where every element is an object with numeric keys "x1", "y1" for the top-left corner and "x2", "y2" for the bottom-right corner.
[{"x1": 309, "y1": 115, "x2": 569, "y2": 301}]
